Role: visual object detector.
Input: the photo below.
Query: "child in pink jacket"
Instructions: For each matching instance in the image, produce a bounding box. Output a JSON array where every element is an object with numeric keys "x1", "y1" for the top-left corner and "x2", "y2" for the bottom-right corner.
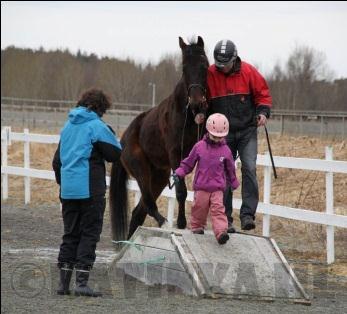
[{"x1": 174, "y1": 113, "x2": 239, "y2": 244}]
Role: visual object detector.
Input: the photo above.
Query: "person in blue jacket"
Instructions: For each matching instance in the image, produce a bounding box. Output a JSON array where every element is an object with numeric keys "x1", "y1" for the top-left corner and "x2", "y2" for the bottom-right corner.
[{"x1": 52, "y1": 88, "x2": 122, "y2": 297}]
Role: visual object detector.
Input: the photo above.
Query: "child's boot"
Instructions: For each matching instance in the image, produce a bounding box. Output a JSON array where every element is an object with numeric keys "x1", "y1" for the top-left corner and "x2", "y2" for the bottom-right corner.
[{"x1": 217, "y1": 232, "x2": 229, "y2": 245}]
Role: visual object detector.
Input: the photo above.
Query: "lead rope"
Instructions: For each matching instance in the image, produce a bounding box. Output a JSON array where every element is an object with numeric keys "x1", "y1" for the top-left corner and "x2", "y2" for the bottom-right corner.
[
  {"x1": 169, "y1": 102, "x2": 203, "y2": 190},
  {"x1": 168, "y1": 102, "x2": 189, "y2": 190},
  {"x1": 180, "y1": 103, "x2": 189, "y2": 162}
]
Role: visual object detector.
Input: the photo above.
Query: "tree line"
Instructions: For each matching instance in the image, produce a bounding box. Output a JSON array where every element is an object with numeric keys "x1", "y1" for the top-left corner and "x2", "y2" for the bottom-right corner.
[{"x1": 1, "y1": 45, "x2": 346, "y2": 111}]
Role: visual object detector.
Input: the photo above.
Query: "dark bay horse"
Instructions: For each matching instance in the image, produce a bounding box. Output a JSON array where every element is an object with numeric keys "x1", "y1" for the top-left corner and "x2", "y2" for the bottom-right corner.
[{"x1": 109, "y1": 36, "x2": 209, "y2": 240}]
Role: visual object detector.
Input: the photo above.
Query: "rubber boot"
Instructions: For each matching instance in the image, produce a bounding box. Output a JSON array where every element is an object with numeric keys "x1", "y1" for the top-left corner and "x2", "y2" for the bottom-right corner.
[
  {"x1": 241, "y1": 215, "x2": 256, "y2": 231},
  {"x1": 57, "y1": 265, "x2": 73, "y2": 295},
  {"x1": 74, "y1": 269, "x2": 102, "y2": 297},
  {"x1": 217, "y1": 232, "x2": 229, "y2": 245},
  {"x1": 227, "y1": 223, "x2": 236, "y2": 233}
]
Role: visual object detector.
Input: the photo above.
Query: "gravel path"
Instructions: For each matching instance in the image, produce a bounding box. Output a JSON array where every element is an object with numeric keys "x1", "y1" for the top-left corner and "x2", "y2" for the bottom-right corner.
[{"x1": 1, "y1": 202, "x2": 346, "y2": 313}]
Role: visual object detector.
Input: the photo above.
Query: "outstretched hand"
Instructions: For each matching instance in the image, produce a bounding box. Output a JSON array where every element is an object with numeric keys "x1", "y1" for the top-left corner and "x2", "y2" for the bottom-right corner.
[{"x1": 172, "y1": 172, "x2": 181, "y2": 185}]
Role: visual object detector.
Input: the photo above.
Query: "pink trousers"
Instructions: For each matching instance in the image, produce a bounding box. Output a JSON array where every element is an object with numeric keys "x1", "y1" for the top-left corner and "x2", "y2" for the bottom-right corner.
[{"x1": 190, "y1": 190, "x2": 228, "y2": 240}]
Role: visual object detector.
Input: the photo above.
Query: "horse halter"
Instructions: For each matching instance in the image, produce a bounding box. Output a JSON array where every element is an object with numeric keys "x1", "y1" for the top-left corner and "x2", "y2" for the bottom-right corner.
[
  {"x1": 178, "y1": 83, "x2": 208, "y2": 163},
  {"x1": 187, "y1": 84, "x2": 206, "y2": 105}
]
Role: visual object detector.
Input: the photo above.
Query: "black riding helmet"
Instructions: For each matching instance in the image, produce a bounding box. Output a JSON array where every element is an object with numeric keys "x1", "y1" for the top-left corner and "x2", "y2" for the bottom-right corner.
[{"x1": 213, "y1": 39, "x2": 238, "y2": 68}]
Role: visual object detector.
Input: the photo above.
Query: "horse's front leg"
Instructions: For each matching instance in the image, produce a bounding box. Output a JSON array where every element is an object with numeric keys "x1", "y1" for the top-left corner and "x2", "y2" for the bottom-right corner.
[
  {"x1": 175, "y1": 178, "x2": 187, "y2": 229},
  {"x1": 170, "y1": 146, "x2": 187, "y2": 229}
]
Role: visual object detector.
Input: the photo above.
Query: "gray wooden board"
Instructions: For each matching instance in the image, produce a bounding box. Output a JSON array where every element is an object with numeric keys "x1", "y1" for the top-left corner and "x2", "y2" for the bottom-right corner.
[
  {"x1": 113, "y1": 226, "x2": 176, "y2": 263},
  {"x1": 118, "y1": 244, "x2": 184, "y2": 272},
  {"x1": 111, "y1": 227, "x2": 309, "y2": 303},
  {"x1": 182, "y1": 233, "x2": 306, "y2": 300},
  {"x1": 171, "y1": 234, "x2": 207, "y2": 297},
  {"x1": 130, "y1": 227, "x2": 175, "y2": 251},
  {"x1": 114, "y1": 264, "x2": 196, "y2": 296},
  {"x1": 113, "y1": 227, "x2": 197, "y2": 296}
]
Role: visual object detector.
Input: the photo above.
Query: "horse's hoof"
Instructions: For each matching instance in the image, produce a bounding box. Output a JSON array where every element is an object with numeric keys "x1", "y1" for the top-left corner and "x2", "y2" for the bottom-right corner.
[
  {"x1": 161, "y1": 221, "x2": 170, "y2": 229},
  {"x1": 157, "y1": 215, "x2": 167, "y2": 228},
  {"x1": 176, "y1": 216, "x2": 187, "y2": 229}
]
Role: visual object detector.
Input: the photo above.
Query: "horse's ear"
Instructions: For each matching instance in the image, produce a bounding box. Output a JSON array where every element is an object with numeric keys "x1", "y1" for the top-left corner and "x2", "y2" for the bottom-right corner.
[
  {"x1": 197, "y1": 36, "x2": 204, "y2": 48},
  {"x1": 179, "y1": 37, "x2": 187, "y2": 49}
]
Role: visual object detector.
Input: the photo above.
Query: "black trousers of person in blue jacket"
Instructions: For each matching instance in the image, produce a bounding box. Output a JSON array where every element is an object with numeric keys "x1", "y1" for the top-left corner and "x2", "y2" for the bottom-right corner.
[{"x1": 58, "y1": 195, "x2": 106, "y2": 270}]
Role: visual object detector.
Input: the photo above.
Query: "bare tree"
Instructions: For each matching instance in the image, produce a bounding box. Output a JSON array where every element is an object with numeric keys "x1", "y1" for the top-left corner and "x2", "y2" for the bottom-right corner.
[
  {"x1": 2, "y1": 46, "x2": 344, "y2": 111},
  {"x1": 268, "y1": 45, "x2": 338, "y2": 111}
]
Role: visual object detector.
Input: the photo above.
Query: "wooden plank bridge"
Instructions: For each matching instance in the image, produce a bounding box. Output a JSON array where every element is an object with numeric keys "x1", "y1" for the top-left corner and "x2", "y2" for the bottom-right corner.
[{"x1": 112, "y1": 227, "x2": 310, "y2": 305}]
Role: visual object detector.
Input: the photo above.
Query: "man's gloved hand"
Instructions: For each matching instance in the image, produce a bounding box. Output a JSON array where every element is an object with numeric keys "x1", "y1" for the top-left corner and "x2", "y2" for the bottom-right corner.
[
  {"x1": 172, "y1": 172, "x2": 181, "y2": 185},
  {"x1": 257, "y1": 114, "x2": 267, "y2": 127}
]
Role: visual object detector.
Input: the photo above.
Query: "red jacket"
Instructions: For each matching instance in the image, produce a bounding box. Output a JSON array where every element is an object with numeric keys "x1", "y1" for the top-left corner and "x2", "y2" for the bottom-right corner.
[{"x1": 207, "y1": 59, "x2": 272, "y2": 131}]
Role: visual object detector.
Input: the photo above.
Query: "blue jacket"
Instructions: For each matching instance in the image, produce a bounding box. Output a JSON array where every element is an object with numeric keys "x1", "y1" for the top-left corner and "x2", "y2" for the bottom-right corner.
[{"x1": 52, "y1": 106, "x2": 122, "y2": 199}]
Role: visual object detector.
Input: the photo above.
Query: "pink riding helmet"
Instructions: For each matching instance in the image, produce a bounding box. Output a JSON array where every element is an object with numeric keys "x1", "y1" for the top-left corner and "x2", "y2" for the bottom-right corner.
[{"x1": 206, "y1": 113, "x2": 229, "y2": 137}]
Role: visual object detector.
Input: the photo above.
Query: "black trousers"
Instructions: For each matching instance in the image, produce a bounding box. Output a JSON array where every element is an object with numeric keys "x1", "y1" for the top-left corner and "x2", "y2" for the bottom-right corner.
[
  {"x1": 57, "y1": 195, "x2": 106, "y2": 269},
  {"x1": 224, "y1": 127, "x2": 259, "y2": 224}
]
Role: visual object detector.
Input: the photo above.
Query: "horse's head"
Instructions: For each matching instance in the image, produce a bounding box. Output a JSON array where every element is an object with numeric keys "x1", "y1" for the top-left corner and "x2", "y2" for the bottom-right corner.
[{"x1": 179, "y1": 36, "x2": 209, "y2": 125}]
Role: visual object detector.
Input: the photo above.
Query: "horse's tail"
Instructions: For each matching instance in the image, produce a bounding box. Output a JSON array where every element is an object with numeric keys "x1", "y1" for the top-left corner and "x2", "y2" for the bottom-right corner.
[{"x1": 109, "y1": 159, "x2": 128, "y2": 241}]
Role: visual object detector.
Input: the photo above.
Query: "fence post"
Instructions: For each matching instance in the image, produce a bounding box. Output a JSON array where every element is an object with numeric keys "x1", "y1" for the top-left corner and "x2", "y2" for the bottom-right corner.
[
  {"x1": 167, "y1": 197, "x2": 175, "y2": 228},
  {"x1": 135, "y1": 191, "x2": 141, "y2": 206},
  {"x1": 325, "y1": 146, "x2": 334, "y2": 264},
  {"x1": 1, "y1": 126, "x2": 11, "y2": 200},
  {"x1": 262, "y1": 151, "x2": 272, "y2": 237},
  {"x1": 320, "y1": 116, "x2": 324, "y2": 138},
  {"x1": 117, "y1": 115, "x2": 121, "y2": 134},
  {"x1": 24, "y1": 128, "x2": 31, "y2": 204},
  {"x1": 280, "y1": 115, "x2": 284, "y2": 136},
  {"x1": 299, "y1": 115, "x2": 303, "y2": 135}
]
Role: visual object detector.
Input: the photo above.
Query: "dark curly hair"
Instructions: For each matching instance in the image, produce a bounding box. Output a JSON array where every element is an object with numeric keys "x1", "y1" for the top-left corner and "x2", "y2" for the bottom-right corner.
[{"x1": 77, "y1": 88, "x2": 112, "y2": 117}]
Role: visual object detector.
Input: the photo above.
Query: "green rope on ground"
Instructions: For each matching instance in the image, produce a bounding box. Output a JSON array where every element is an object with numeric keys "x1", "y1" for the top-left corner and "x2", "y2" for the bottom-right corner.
[
  {"x1": 111, "y1": 240, "x2": 144, "y2": 252},
  {"x1": 140, "y1": 256, "x2": 166, "y2": 265}
]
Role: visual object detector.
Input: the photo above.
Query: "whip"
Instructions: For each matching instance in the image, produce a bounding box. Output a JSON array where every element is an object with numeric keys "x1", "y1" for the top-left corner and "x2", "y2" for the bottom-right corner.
[{"x1": 264, "y1": 125, "x2": 277, "y2": 179}]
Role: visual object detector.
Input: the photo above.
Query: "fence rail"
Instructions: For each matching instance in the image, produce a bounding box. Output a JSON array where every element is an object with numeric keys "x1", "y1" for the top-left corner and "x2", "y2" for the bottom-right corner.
[
  {"x1": 1, "y1": 126, "x2": 347, "y2": 264},
  {"x1": 1, "y1": 97, "x2": 150, "y2": 112},
  {"x1": 2, "y1": 96, "x2": 347, "y2": 117},
  {"x1": 2, "y1": 97, "x2": 346, "y2": 138},
  {"x1": 1, "y1": 103, "x2": 142, "y2": 116}
]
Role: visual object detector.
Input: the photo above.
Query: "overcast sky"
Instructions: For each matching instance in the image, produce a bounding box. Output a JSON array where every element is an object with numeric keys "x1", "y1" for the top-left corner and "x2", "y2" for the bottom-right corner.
[{"x1": 2, "y1": 1, "x2": 347, "y2": 78}]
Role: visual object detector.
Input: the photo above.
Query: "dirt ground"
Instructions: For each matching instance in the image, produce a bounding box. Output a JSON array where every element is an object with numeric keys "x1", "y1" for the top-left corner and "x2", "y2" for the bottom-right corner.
[
  {"x1": 3, "y1": 128, "x2": 347, "y2": 260},
  {"x1": 1, "y1": 128, "x2": 347, "y2": 313},
  {"x1": 1, "y1": 202, "x2": 347, "y2": 314}
]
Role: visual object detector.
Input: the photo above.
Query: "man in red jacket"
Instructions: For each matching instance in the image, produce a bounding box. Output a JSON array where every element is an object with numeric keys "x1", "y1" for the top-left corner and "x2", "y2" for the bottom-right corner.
[{"x1": 207, "y1": 39, "x2": 272, "y2": 232}]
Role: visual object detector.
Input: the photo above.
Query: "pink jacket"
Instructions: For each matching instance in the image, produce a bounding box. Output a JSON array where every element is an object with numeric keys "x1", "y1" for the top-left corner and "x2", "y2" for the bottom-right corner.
[{"x1": 175, "y1": 134, "x2": 239, "y2": 192}]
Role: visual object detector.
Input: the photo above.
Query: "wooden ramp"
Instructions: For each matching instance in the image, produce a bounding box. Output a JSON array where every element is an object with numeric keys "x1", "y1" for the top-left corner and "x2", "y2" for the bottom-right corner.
[{"x1": 112, "y1": 226, "x2": 310, "y2": 304}]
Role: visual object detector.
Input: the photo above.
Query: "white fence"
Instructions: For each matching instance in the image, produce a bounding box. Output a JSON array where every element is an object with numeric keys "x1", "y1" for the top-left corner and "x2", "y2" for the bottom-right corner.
[
  {"x1": 1, "y1": 126, "x2": 347, "y2": 264},
  {"x1": 2, "y1": 96, "x2": 347, "y2": 138}
]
